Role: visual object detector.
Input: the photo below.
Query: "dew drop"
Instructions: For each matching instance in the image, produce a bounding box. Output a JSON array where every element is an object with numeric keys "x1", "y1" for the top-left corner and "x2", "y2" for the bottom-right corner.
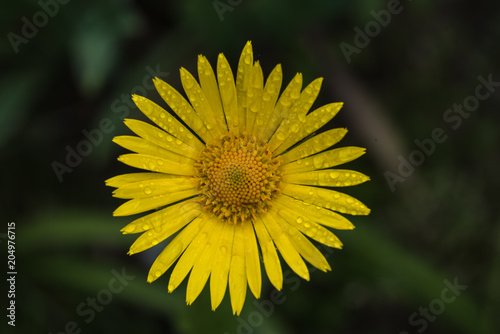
[
  {"x1": 151, "y1": 239, "x2": 159, "y2": 246},
  {"x1": 313, "y1": 155, "x2": 323, "y2": 169},
  {"x1": 281, "y1": 98, "x2": 292, "y2": 107},
  {"x1": 155, "y1": 270, "x2": 162, "y2": 278},
  {"x1": 157, "y1": 159, "x2": 164, "y2": 166},
  {"x1": 124, "y1": 224, "x2": 136, "y2": 233},
  {"x1": 296, "y1": 217, "x2": 303, "y2": 224},
  {"x1": 144, "y1": 186, "x2": 152, "y2": 195},
  {"x1": 220, "y1": 245, "x2": 227, "y2": 255},
  {"x1": 184, "y1": 77, "x2": 194, "y2": 89}
]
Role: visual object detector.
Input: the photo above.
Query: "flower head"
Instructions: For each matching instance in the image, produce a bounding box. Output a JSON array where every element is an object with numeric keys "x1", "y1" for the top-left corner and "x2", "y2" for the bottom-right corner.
[{"x1": 106, "y1": 41, "x2": 370, "y2": 315}]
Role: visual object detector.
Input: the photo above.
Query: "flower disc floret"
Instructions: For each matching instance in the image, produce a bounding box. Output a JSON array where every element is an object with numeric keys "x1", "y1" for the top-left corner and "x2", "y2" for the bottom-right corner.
[{"x1": 195, "y1": 132, "x2": 281, "y2": 223}]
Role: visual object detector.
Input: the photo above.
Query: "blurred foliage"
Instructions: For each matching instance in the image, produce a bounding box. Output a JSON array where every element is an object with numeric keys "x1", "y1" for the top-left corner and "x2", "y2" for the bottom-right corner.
[{"x1": 1, "y1": 0, "x2": 499, "y2": 333}]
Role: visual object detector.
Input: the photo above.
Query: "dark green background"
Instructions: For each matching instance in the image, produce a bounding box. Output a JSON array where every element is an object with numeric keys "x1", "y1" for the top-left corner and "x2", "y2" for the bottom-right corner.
[{"x1": 2, "y1": 0, "x2": 499, "y2": 333}]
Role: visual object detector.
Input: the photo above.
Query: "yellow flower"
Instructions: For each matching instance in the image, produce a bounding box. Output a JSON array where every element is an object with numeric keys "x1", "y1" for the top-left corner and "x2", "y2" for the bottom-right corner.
[{"x1": 106, "y1": 41, "x2": 370, "y2": 315}]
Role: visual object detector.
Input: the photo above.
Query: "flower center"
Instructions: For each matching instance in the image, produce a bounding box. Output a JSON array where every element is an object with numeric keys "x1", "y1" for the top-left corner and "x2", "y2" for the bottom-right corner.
[{"x1": 195, "y1": 132, "x2": 281, "y2": 223}]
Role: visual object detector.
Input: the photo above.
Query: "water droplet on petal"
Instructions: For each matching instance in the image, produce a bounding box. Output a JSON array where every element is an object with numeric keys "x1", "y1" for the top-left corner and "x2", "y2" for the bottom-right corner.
[
  {"x1": 144, "y1": 187, "x2": 152, "y2": 195},
  {"x1": 313, "y1": 155, "x2": 323, "y2": 169},
  {"x1": 124, "y1": 224, "x2": 136, "y2": 233}
]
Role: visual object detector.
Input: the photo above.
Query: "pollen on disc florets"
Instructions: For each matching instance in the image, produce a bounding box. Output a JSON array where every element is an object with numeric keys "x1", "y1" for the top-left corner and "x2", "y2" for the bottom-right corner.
[{"x1": 195, "y1": 132, "x2": 281, "y2": 224}]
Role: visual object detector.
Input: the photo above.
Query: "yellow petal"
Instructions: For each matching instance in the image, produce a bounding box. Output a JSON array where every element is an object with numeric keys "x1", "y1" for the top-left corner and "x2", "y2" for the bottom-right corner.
[
  {"x1": 129, "y1": 204, "x2": 201, "y2": 256},
  {"x1": 282, "y1": 169, "x2": 370, "y2": 188},
  {"x1": 236, "y1": 41, "x2": 253, "y2": 132},
  {"x1": 276, "y1": 195, "x2": 355, "y2": 230},
  {"x1": 147, "y1": 216, "x2": 204, "y2": 283},
  {"x1": 113, "y1": 176, "x2": 198, "y2": 199},
  {"x1": 217, "y1": 54, "x2": 240, "y2": 134},
  {"x1": 198, "y1": 55, "x2": 227, "y2": 132},
  {"x1": 168, "y1": 217, "x2": 217, "y2": 292},
  {"x1": 210, "y1": 223, "x2": 235, "y2": 310},
  {"x1": 268, "y1": 77, "x2": 323, "y2": 151},
  {"x1": 131, "y1": 95, "x2": 204, "y2": 151},
  {"x1": 259, "y1": 72, "x2": 302, "y2": 142},
  {"x1": 106, "y1": 172, "x2": 172, "y2": 188},
  {"x1": 270, "y1": 209, "x2": 331, "y2": 271},
  {"x1": 113, "y1": 136, "x2": 194, "y2": 166},
  {"x1": 280, "y1": 183, "x2": 371, "y2": 216},
  {"x1": 279, "y1": 128, "x2": 347, "y2": 164},
  {"x1": 229, "y1": 223, "x2": 247, "y2": 315},
  {"x1": 121, "y1": 200, "x2": 200, "y2": 234},
  {"x1": 261, "y1": 213, "x2": 310, "y2": 281},
  {"x1": 273, "y1": 203, "x2": 343, "y2": 249},
  {"x1": 252, "y1": 64, "x2": 282, "y2": 139},
  {"x1": 113, "y1": 188, "x2": 198, "y2": 216},
  {"x1": 243, "y1": 221, "x2": 262, "y2": 299},
  {"x1": 180, "y1": 67, "x2": 223, "y2": 137},
  {"x1": 245, "y1": 61, "x2": 264, "y2": 134},
  {"x1": 186, "y1": 218, "x2": 224, "y2": 305},
  {"x1": 153, "y1": 77, "x2": 214, "y2": 143},
  {"x1": 123, "y1": 119, "x2": 200, "y2": 159},
  {"x1": 117, "y1": 153, "x2": 195, "y2": 175},
  {"x1": 280, "y1": 146, "x2": 366, "y2": 175},
  {"x1": 273, "y1": 102, "x2": 343, "y2": 155},
  {"x1": 253, "y1": 217, "x2": 283, "y2": 290}
]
